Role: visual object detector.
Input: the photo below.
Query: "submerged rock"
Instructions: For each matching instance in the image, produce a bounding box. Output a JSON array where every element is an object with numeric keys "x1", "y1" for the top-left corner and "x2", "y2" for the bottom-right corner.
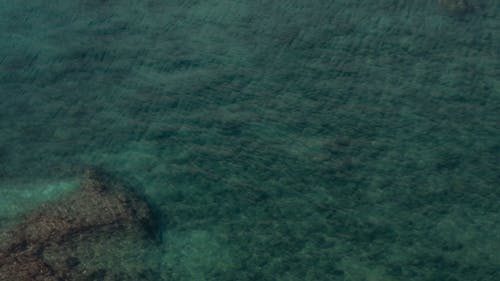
[
  {"x1": 0, "y1": 169, "x2": 154, "y2": 281},
  {"x1": 438, "y1": 0, "x2": 475, "y2": 16}
]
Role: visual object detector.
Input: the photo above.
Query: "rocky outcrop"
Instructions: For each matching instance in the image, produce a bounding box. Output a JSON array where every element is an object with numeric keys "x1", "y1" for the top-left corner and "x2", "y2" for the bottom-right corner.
[{"x1": 0, "y1": 169, "x2": 154, "y2": 281}]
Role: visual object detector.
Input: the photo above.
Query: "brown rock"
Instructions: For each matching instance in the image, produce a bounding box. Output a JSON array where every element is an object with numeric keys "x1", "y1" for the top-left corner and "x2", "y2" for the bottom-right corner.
[
  {"x1": 0, "y1": 253, "x2": 57, "y2": 281},
  {"x1": 0, "y1": 168, "x2": 154, "y2": 281}
]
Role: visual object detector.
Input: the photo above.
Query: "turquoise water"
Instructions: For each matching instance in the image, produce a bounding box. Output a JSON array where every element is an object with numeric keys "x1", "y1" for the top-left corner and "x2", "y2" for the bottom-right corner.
[{"x1": 1, "y1": 0, "x2": 499, "y2": 280}]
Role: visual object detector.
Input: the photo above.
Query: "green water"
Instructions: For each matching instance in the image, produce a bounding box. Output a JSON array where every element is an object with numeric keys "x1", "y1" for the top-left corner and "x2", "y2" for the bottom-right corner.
[{"x1": 1, "y1": 0, "x2": 499, "y2": 280}]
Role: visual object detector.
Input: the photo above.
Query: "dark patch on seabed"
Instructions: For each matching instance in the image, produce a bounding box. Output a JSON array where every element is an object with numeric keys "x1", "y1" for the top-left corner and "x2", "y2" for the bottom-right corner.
[{"x1": 0, "y1": 0, "x2": 499, "y2": 280}]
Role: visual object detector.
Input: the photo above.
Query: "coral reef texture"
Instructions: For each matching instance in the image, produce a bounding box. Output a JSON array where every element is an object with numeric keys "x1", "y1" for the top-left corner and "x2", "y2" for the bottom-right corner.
[{"x1": 0, "y1": 169, "x2": 153, "y2": 281}]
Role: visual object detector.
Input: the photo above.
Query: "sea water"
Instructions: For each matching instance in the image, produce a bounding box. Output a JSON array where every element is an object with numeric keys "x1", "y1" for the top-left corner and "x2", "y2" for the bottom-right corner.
[{"x1": 0, "y1": 0, "x2": 499, "y2": 280}]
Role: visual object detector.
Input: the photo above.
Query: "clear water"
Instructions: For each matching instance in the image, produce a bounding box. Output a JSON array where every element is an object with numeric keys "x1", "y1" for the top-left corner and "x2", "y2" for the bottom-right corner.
[{"x1": 1, "y1": 0, "x2": 499, "y2": 280}]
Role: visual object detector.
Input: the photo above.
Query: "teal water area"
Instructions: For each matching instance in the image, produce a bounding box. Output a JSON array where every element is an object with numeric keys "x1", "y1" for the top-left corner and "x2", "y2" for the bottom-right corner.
[{"x1": 1, "y1": 0, "x2": 499, "y2": 280}]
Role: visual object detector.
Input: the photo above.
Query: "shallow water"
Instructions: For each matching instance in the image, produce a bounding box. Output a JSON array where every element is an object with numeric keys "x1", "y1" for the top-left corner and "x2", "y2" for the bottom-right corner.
[{"x1": 1, "y1": 0, "x2": 499, "y2": 280}]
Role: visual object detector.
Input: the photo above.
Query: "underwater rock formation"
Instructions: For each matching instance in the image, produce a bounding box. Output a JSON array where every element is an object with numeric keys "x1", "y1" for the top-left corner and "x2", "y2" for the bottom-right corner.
[
  {"x1": 438, "y1": 0, "x2": 475, "y2": 16},
  {"x1": 0, "y1": 169, "x2": 154, "y2": 281}
]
